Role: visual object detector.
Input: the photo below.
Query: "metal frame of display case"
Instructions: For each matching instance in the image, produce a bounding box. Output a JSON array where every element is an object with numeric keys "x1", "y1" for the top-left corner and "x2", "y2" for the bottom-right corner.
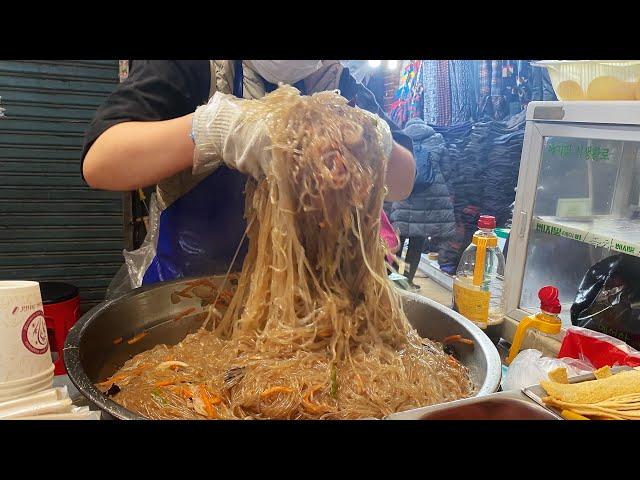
[{"x1": 504, "y1": 102, "x2": 640, "y2": 344}]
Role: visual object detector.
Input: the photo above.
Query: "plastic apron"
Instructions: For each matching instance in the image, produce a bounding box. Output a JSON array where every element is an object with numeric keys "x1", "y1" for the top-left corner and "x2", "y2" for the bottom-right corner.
[{"x1": 141, "y1": 61, "x2": 249, "y2": 286}]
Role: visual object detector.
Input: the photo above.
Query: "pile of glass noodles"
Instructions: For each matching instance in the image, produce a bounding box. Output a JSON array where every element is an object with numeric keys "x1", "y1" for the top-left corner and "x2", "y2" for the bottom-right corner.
[{"x1": 99, "y1": 86, "x2": 473, "y2": 419}]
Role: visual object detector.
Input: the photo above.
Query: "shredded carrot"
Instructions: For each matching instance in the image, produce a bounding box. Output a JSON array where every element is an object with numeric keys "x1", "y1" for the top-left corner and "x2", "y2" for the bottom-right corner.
[
  {"x1": 156, "y1": 380, "x2": 174, "y2": 387},
  {"x1": 446, "y1": 356, "x2": 459, "y2": 367},
  {"x1": 112, "y1": 337, "x2": 123, "y2": 345},
  {"x1": 198, "y1": 384, "x2": 218, "y2": 418},
  {"x1": 127, "y1": 331, "x2": 148, "y2": 345},
  {"x1": 97, "y1": 363, "x2": 151, "y2": 387},
  {"x1": 260, "y1": 386, "x2": 294, "y2": 399},
  {"x1": 317, "y1": 328, "x2": 333, "y2": 338},
  {"x1": 173, "y1": 307, "x2": 196, "y2": 322},
  {"x1": 302, "y1": 385, "x2": 330, "y2": 414},
  {"x1": 215, "y1": 298, "x2": 230, "y2": 308},
  {"x1": 354, "y1": 374, "x2": 364, "y2": 393},
  {"x1": 185, "y1": 279, "x2": 216, "y2": 288},
  {"x1": 97, "y1": 373, "x2": 128, "y2": 386},
  {"x1": 442, "y1": 334, "x2": 474, "y2": 346},
  {"x1": 180, "y1": 387, "x2": 192, "y2": 399},
  {"x1": 209, "y1": 394, "x2": 222, "y2": 405}
]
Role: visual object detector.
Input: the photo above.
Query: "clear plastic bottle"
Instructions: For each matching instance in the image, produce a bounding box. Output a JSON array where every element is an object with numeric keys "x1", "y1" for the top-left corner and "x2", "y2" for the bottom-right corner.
[{"x1": 453, "y1": 215, "x2": 505, "y2": 329}]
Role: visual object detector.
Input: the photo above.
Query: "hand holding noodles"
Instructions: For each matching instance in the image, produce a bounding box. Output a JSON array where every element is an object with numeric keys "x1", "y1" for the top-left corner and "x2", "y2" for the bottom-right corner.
[{"x1": 100, "y1": 86, "x2": 473, "y2": 419}]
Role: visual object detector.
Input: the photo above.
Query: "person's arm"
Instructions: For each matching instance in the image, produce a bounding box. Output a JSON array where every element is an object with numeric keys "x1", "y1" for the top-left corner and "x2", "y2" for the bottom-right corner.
[
  {"x1": 80, "y1": 60, "x2": 210, "y2": 191},
  {"x1": 385, "y1": 141, "x2": 415, "y2": 202},
  {"x1": 83, "y1": 115, "x2": 194, "y2": 191},
  {"x1": 340, "y1": 70, "x2": 415, "y2": 202}
]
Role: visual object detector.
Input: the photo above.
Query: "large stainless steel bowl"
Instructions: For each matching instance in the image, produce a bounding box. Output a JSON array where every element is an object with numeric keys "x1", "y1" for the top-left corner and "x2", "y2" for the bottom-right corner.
[{"x1": 64, "y1": 275, "x2": 501, "y2": 419}]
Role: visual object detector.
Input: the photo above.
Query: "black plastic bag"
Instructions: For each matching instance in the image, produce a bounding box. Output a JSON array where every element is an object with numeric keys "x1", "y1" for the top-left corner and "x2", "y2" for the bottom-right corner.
[{"x1": 571, "y1": 254, "x2": 640, "y2": 350}]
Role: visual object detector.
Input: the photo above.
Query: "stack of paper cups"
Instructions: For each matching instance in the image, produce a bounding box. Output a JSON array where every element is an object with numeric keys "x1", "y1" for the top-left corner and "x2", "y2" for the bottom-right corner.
[{"x1": 0, "y1": 281, "x2": 54, "y2": 402}]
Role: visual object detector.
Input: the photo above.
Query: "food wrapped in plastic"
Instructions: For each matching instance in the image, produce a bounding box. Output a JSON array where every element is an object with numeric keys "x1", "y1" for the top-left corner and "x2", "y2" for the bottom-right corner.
[{"x1": 503, "y1": 349, "x2": 592, "y2": 391}]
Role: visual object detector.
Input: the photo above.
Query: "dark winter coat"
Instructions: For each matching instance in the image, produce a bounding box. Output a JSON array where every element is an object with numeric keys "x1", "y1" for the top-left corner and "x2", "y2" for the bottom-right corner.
[{"x1": 389, "y1": 118, "x2": 455, "y2": 240}]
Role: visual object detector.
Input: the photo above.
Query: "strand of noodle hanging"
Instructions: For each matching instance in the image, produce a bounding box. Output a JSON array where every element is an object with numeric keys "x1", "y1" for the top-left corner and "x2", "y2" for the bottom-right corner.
[{"x1": 201, "y1": 216, "x2": 255, "y2": 330}]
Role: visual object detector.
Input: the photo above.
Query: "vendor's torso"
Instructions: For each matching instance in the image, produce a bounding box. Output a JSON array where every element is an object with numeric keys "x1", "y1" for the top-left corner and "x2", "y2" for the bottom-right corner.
[{"x1": 142, "y1": 61, "x2": 344, "y2": 285}]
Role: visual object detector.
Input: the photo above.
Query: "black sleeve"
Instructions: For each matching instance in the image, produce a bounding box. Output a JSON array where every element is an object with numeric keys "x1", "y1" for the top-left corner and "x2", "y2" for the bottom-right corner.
[
  {"x1": 80, "y1": 60, "x2": 211, "y2": 169},
  {"x1": 338, "y1": 69, "x2": 413, "y2": 154}
]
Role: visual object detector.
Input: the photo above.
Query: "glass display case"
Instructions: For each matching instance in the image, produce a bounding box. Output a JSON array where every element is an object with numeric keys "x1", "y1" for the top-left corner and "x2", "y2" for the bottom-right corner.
[{"x1": 505, "y1": 101, "x2": 640, "y2": 327}]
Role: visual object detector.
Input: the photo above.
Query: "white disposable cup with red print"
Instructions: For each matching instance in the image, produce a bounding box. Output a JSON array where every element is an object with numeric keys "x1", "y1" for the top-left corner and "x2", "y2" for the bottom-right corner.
[{"x1": 0, "y1": 281, "x2": 54, "y2": 401}]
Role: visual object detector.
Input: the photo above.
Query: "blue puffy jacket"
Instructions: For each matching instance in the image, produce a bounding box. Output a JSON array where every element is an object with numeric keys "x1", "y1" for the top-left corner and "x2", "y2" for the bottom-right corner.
[{"x1": 389, "y1": 118, "x2": 455, "y2": 241}]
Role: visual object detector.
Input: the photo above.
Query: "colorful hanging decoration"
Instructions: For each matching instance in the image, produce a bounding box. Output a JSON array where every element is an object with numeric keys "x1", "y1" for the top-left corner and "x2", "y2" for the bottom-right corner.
[{"x1": 388, "y1": 60, "x2": 423, "y2": 128}]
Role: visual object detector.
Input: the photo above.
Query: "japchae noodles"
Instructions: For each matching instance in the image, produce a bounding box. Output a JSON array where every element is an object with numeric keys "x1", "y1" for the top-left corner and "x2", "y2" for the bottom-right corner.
[{"x1": 98, "y1": 86, "x2": 473, "y2": 419}]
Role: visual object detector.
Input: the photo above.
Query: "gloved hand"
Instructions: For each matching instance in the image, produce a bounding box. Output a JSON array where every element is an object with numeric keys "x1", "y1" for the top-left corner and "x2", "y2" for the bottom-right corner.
[
  {"x1": 191, "y1": 91, "x2": 272, "y2": 179},
  {"x1": 191, "y1": 92, "x2": 394, "y2": 179}
]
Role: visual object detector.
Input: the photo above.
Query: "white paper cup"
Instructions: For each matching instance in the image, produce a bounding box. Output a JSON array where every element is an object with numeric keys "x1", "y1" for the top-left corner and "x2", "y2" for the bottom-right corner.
[
  {"x1": 0, "y1": 364, "x2": 54, "y2": 389},
  {"x1": 0, "y1": 369, "x2": 53, "y2": 391},
  {"x1": 0, "y1": 372, "x2": 53, "y2": 394},
  {"x1": 0, "y1": 281, "x2": 53, "y2": 384},
  {"x1": 16, "y1": 411, "x2": 100, "y2": 420},
  {"x1": 2, "y1": 397, "x2": 72, "y2": 419},
  {"x1": 0, "y1": 373, "x2": 54, "y2": 402},
  {"x1": 0, "y1": 387, "x2": 64, "y2": 415}
]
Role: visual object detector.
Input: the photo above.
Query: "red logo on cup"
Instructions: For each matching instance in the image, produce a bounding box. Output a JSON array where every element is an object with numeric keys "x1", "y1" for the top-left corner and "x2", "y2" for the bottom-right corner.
[{"x1": 21, "y1": 310, "x2": 49, "y2": 355}]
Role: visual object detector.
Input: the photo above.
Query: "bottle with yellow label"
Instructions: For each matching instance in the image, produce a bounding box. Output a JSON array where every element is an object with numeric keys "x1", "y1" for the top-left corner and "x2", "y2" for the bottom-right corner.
[{"x1": 453, "y1": 215, "x2": 505, "y2": 330}]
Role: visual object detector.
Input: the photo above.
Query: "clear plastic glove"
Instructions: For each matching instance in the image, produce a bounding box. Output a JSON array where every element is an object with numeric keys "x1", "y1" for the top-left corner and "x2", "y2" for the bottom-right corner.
[
  {"x1": 191, "y1": 92, "x2": 394, "y2": 179},
  {"x1": 191, "y1": 91, "x2": 271, "y2": 179}
]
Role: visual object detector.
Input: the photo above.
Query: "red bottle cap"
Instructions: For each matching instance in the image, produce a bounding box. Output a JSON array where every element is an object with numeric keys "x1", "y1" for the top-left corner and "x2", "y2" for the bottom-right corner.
[
  {"x1": 539, "y1": 285, "x2": 561, "y2": 314},
  {"x1": 478, "y1": 215, "x2": 496, "y2": 229}
]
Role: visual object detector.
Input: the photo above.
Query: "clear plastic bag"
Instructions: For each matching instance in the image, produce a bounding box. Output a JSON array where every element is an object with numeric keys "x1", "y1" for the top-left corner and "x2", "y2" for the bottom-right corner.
[
  {"x1": 502, "y1": 349, "x2": 593, "y2": 391},
  {"x1": 532, "y1": 60, "x2": 640, "y2": 101},
  {"x1": 123, "y1": 192, "x2": 163, "y2": 289},
  {"x1": 105, "y1": 193, "x2": 164, "y2": 298},
  {"x1": 105, "y1": 264, "x2": 133, "y2": 300}
]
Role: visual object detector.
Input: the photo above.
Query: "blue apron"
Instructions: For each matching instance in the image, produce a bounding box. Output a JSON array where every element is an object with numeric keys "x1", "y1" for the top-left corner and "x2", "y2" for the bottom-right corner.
[{"x1": 142, "y1": 61, "x2": 250, "y2": 285}]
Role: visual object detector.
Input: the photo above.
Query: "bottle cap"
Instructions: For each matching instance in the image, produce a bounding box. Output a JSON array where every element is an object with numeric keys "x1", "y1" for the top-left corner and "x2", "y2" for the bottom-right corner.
[
  {"x1": 478, "y1": 215, "x2": 496, "y2": 229},
  {"x1": 539, "y1": 285, "x2": 561, "y2": 314}
]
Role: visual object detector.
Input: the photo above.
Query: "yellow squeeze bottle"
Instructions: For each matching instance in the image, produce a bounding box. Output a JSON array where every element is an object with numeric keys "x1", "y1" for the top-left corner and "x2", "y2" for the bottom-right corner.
[{"x1": 506, "y1": 285, "x2": 562, "y2": 365}]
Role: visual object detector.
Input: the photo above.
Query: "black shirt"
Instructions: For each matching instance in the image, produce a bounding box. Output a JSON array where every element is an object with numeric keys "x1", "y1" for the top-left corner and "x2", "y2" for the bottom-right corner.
[{"x1": 81, "y1": 60, "x2": 412, "y2": 168}]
